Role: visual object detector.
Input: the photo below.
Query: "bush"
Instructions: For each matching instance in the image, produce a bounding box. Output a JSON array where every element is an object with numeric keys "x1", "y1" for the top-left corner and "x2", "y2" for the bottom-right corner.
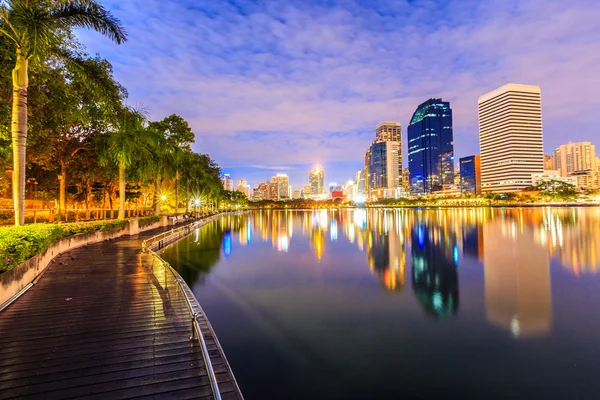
[
  {"x1": 0, "y1": 220, "x2": 128, "y2": 272},
  {"x1": 138, "y1": 215, "x2": 162, "y2": 227}
]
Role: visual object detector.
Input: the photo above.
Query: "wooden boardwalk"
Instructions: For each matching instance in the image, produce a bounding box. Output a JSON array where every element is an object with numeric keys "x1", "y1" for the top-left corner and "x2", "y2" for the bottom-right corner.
[{"x1": 0, "y1": 225, "x2": 242, "y2": 400}]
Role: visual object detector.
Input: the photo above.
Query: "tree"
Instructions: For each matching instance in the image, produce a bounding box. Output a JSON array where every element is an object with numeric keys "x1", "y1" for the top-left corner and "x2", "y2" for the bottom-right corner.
[
  {"x1": 150, "y1": 115, "x2": 194, "y2": 215},
  {"x1": 0, "y1": 0, "x2": 126, "y2": 225},
  {"x1": 101, "y1": 108, "x2": 155, "y2": 219}
]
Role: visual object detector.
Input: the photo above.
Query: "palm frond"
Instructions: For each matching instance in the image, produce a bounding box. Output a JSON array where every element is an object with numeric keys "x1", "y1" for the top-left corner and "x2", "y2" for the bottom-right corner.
[{"x1": 50, "y1": 0, "x2": 127, "y2": 44}]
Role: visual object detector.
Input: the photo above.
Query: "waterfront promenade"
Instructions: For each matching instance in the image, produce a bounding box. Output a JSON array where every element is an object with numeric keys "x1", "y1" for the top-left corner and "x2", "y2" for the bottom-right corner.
[{"x1": 0, "y1": 222, "x2": 241, "y2": 400}]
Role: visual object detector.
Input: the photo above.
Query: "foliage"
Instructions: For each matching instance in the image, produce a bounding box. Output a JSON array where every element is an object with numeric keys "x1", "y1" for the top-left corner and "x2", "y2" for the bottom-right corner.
[
  {"x1": 0, "y1": 219, "x2": 127, "y2": 272},
  {"x1": 138, "y1": 214, "x2": 161, "y2": 227}
]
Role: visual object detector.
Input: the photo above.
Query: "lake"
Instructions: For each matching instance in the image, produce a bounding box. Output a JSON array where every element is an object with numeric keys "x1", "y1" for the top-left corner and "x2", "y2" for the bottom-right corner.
[{"x1": 161, "y1": 208, "x2": 600, "y2": 400}]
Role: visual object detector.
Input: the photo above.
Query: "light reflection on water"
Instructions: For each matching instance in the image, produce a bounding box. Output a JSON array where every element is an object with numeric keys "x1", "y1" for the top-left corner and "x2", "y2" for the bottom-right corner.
[{"x1": 161, "y1": 208, "x2": 600, "y2": 400}]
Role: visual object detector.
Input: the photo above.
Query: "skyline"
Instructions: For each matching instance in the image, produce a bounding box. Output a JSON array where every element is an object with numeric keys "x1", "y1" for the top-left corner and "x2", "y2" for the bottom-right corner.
[{"x1": 78, "y1": 0, "x2": 600, "y2": 188}]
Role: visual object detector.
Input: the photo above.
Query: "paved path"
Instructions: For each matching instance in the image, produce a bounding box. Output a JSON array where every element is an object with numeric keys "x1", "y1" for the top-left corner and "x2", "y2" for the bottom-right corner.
[{"x1": 0, "y1": 224, "x2": 242, "y2": 400}]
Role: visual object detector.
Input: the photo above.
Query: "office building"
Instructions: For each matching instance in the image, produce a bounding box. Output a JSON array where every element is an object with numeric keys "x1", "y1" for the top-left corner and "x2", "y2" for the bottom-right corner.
[
  {"x1": 355, "y1": 169, "x2": 366, "y2": 196},
  {"x1": 367, "y1": 140, "x2": 401, "y2": 200},
  {"x1": 293, "y1": 190, "x2": 301, "y2": 199},
  {"x1": 544, "y1": 154, "x2": 554, "y2": 170},
  {"x1": 460, "y1": 155, "x2": 481, "y2": 195},
  {"x1": 376, "y1": 121, "x2": 402, "y2": 142},
  {"x1": 552, "y1": 142, "x2": 596, "y2": 177},
  {"x1": 407, "y1": 98, "x2": 455, "y2": 195},
  {"x1": 221, "y1": 174, "x2": 233, "y2": 191},
  {"x1": 308, "y1": 166, "x2": 325, "y2": 195},
  {"x1": 478, "y1": 84, "x2": 544, "y2": 193},
  {"x1": 271, "y1": 174, "x2": 290, "y2": 200},
  {"x1": 237, "y1": 179, "x2": 251, "y2": 198}
]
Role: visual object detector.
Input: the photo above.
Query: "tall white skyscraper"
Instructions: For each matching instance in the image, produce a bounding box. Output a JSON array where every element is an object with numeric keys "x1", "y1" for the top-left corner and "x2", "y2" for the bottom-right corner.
[{"x1": 478, "y1": 84, "x2": 544, "y2": 193}]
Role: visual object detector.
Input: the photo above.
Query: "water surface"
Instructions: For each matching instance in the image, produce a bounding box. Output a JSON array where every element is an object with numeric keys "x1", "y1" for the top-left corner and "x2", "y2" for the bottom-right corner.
[{"x1": 161, "y1": 208, "x2": 600, "y2": 400}]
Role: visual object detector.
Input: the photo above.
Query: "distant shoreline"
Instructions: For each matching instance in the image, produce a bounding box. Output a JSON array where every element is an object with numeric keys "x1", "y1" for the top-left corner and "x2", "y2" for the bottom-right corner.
[{"x1": 247, "y1": 203, "x2": 600, "y2": 210}]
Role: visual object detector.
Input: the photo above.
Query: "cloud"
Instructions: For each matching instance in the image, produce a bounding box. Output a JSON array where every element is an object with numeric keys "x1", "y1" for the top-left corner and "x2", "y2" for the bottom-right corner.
[{"x1": 79, "y1": 0, "x2": 600, "y2": 186}]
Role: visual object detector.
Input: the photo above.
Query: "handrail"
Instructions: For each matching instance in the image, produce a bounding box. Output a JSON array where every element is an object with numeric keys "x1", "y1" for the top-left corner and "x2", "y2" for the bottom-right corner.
[{"x1": 143, "y1": 218, "x2": 222, "y2": 400}]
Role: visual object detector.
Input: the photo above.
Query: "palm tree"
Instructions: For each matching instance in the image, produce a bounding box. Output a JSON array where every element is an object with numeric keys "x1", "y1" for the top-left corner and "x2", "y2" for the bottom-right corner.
[
  {"x1": 101, "y1": 108, "x2": 154, "y2": 219},
  {"x1": 0, "y1": 0, "x2": 126, "y2": 225}
]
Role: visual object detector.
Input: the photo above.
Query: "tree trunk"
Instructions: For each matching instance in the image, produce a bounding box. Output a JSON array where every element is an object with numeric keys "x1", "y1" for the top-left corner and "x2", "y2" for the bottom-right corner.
[
  {"x1": 154, "y1": 177, "x2": 161, "y2": 215},
  {"x1": 118, "y1": 159, "x2": 126, "y2": 219},
  {"x1": 175, "y1": 168, "x2": 179, "y2": 215},
  {"x1": 59, "y1": 161, "x2": 66, "y2": 212},
  {"x1": 185, "y1": 178, "x2": 190, "y2": 214},
  {"x1": 11, "y1": 50, "x2": 28, "y2": 226}
]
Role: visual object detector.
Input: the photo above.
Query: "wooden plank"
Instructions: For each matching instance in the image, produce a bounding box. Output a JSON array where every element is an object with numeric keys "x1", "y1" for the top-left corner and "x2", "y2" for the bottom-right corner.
[{"x1": 0, "y1": 223, "x2": 243, "y2": 400}]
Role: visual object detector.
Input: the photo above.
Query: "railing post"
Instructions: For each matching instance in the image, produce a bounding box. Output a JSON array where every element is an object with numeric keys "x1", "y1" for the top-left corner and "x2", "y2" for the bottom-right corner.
[{"x1": 191, "y1": 313, "x2": 197, "y2": 340}]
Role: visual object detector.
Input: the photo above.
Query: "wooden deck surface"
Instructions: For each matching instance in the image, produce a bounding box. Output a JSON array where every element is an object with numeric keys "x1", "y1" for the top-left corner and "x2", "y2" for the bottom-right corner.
[{"x1": 0, "y1": 224, "x2": 242, "y2": 400}]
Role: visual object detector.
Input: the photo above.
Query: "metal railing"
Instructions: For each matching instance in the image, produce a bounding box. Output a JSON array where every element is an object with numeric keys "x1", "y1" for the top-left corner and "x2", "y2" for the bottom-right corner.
[{"x1": 143, "y1": 217, "x2": 222, "y2": 400}]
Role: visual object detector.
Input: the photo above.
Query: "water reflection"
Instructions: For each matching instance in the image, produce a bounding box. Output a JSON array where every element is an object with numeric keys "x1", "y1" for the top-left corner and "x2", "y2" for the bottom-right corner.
[
  {"x1": 163, "y1": 208, "x2": 600, "y2": 335},
  {"x1": 484, "y1": 218, "x2": 552, "y2": 337},
  {"x1": 411, "y1": 224, "x2": 459, "y2": 318}
]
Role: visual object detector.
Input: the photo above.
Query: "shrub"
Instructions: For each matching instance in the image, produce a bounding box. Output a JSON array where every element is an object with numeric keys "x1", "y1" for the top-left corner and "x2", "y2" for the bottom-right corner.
[
  {"x1": 138, "y1": 215, "x2": 162, "y2": 227},
  {"x1": 0, "y1": 220, "x2": 129, "y2": 272}
]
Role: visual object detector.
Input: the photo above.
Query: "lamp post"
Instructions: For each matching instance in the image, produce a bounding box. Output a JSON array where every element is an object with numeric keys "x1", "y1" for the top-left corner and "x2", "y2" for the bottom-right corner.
[{"x1": 193, "y1": 199, "x2": 201, "y2": 219}]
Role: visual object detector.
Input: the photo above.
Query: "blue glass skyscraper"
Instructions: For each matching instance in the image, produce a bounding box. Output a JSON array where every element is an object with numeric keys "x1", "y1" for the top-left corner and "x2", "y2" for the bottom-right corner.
[{"x1": 407, "y1": 99, "x2": 455, "y2": 194}]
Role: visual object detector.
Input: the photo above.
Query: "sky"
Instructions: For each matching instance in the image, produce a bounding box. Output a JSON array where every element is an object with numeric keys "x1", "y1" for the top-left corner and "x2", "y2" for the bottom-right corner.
[{"x1": 79, "y1": 0, "x2": 600, "y2": 190}]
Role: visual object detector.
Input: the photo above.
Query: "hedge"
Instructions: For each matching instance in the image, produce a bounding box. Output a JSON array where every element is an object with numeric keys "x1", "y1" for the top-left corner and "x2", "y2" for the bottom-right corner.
[
  {"x1": 138, "y1": 215, "x2": 162, "y2": 227},
  {"x1": 0, "y1": 220, "x2": 128, "y2": 272}
]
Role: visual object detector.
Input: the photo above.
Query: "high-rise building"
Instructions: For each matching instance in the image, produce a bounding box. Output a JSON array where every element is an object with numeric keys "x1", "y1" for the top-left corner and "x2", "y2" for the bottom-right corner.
[
  {"x1": 221, "y1": 174, "x2": 233, "y2": 191},
  {"x1": 407, "y1": 99, "x2": 455, "y2": 195},
  {"x1": 355, "y1": 169, "x2": 366, "y2": 197},
  {"x1": 292, "y1": 190, "x2": 301, "y2": 199},
  {"x1": 365, "y1": 122, "x2": 402, "y2": 200},
  {"x1": 367, "y1": 140, "x2": 401, "y2": 200},
  {"x1": 402, "y1": 167, "x2": 409, "y2": 189},
  {"x1": 308, "y1": 166, "x2": 325, "y2": 194},
  {"x1": 271, "y1": 174, "x2": 290, "y2": 200},
  {"x1": 253, "y1": 181, "x2": 278, "y2": 201},
  {"x1": 376, "y1": 121, "x2": 402, "y2": 142},
  {"x1": 478, "y1": 83, "x2": 544, "y2": 193},
  {"x1": 552, "y1": 142, "x2": 596, "y2": 178},
  {"x1": 460, "y1": 155, "x2": 481, "y2": 195},
  {"x1": 544, "y1": 154, "x2": 554, "y2": 170},
  {"x1": 237, "y1": 179, "x2": 251, "y2": 198}
]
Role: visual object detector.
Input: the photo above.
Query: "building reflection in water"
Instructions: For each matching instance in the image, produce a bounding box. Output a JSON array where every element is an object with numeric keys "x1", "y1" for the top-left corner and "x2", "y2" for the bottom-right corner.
[
  {"x1": 411, "y1": 222, "x2": 459, "y2": 318},
  {"x1": 172, "y1": 208, "x2": 599, "y2": 328},
  {"x1": 484, "y1": 216, "x2": 552, "y2": 338},
  {"x1": 366, "y1": 210, "x2": 406, "y2": 292}
]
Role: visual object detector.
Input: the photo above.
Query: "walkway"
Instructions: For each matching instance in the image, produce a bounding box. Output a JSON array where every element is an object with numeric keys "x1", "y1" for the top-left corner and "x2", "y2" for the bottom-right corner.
[{"x1": 0, "y1": 224, "x2": 242, "y2": 400}]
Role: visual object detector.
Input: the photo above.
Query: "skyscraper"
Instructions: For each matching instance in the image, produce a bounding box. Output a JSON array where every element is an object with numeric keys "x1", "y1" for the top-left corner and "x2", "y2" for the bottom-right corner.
[
  {"x1": 552, "y1": 142, "x2": 596, "y2": 177},
  {"x1": 478, "y1": 84, "x2": 544, "y2": 193},
  {"x1": 459, "y1": 155, "x2": 481, "y2": 195},
  {"x1": 308, "y1": 166, "x2": 325, "y2": 194},
  {"x1": 367, "y1": 141, "x2": 401, "y2": 199},
  {"x1": 365, "y1": 122, "x2": 402, "y2": 200},
  {"x1": 407, "y1": 99, "x2": 455, "y2": 195},
  {"x1": 237, "y1": 179, "x2": 251, "y2": 198},
  {"x1": 376, "y1": 121, "x2": 402, "y2": 142},
  {"x1": 271, "y1": 174, "x2": 290, "y2": 200},
  {"x1": 221, "y1": 174, "x2": 233, "y2": 191},
  {"x1": 355, "y1": 169, "x2": 366, "y2": 197}
]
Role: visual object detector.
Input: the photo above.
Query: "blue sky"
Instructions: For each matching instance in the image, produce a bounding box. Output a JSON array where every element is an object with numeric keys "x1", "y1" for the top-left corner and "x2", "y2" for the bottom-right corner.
[{"x1": 79, "y1": 0, "x2": 600, "y2": 189}]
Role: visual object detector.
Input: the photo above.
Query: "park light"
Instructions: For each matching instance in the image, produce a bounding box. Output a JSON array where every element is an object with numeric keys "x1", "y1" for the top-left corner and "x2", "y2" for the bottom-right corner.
[
  {"x1": 193, "y1": 199, "x2": 201, "y2": 206},
  {"x1": 160, "y1": 195, "x2": 166, "y2": 201}
]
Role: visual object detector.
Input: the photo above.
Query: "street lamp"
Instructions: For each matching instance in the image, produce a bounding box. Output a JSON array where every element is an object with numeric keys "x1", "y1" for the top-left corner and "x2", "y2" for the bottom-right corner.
[{"x1": 193, "y1": 199, "x2": 201, "y2": 218}]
